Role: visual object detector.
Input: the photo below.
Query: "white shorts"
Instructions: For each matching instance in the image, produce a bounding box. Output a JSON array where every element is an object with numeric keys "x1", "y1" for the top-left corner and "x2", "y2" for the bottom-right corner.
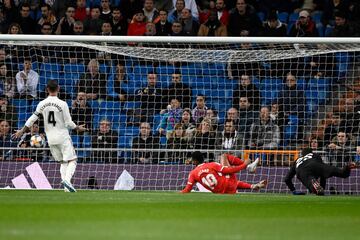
[{"x1": 49, "y1": 138, "x2": 77, "y2": 162}]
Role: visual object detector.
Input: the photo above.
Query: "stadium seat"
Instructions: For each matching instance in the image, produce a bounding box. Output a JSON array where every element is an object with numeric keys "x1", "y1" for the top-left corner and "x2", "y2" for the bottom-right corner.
[
  {"x1": 277, "y1": 12, "x2": 289, "y2": 23},
  {"x1": 311, "y1": 11, "x2": 323, "y2": 24},
  {"x1": 40, "y1": 62, "x2": 61, "y2": 72},
  {"x1": 257, "y1": 12, "x2": 265, "y2": 22},
  {"x1": 63, "y1": 63, "x2": 85, "y2": 74},
  {"x1": 11, "y1": 99, "x2": 30, "y2": 112},
  {"x1": 296, "y1": 78, "x2": 307, "y2": 90},
  {"x1": 288, "y1": 12, "x2": 299, "y2": 24},
  {"x1": 157, "y1": 65, "x2": 175, "y2": 75},
  {"x1": 118, "y1": 126, "x2": 140, "y2": 136},
  {"x1": 118, "y1": 135, "x2": 132, "y2": 148},
  {"x1": 284, "y1": 115, "x2": 299, "y2": 145},
  {"x1": 316, "y1": 23, "x2": 324, "y2": 37},
  {"x1": 132, "y1": 65, "x2": 155, "y2": 74},
  {"x1": 324, "y1": 25, "x2": 334, "y2": 37}
]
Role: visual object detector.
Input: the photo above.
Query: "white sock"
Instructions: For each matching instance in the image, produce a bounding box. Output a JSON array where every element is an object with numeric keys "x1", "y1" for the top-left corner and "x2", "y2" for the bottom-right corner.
[
  {"x1": 60, "y1": 162, "x2": 68, "y2": 182},
  {"x1": 65, "y1": 160, "x2": 77, "y2": 183}
]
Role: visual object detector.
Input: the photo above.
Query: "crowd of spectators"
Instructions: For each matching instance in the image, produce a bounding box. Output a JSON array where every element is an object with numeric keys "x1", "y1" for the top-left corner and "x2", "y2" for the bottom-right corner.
[
  {"x1": 0, "y1": 0, "x2": 359, "y2": 165},
  {"x1": 0, "y1": 0, "x2": 360, "y2": 37}
]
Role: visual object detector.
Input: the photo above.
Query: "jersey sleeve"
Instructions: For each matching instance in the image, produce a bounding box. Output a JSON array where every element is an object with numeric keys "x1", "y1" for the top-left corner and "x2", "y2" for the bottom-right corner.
[
  {"x1": 25, "y1": 103, "x2": 42, "y2": 128},
  {"x1": 210, "y1": 161, "x2": 247, "y2": 174},
  {"x1": 181, "y1": 171, "x2": 196, "y2": 193},
  {"x1": 63, "y1": 101, "x2": 77, "y2": 130}
]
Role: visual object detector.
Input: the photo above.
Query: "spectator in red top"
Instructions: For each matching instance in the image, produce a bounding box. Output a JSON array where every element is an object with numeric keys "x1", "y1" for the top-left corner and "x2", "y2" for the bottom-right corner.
[
  {"x1": 215, "y1": 0, "x2": 229, "y2": 26},
  {"x1": 75, "y1": 0, "x2": 88, "y2": 21},
  {"x1": 198, "y1": 0, "x2": 216, "y2": 24},
  {"x1": 127, "y1": 10, "x2": 147, "y2": 36},
  {"x1": 289, "y1": 10, "x2": 318, "y2": 37}
]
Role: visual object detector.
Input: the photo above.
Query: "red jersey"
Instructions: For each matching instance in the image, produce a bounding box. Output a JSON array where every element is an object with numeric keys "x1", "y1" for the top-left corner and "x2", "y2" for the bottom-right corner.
[{"x1": 181, "y1": 161, "x2": 247, "y2": 194}]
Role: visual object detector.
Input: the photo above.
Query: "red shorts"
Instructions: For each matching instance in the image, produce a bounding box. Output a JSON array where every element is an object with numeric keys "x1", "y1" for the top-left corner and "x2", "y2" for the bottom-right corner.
[{"x1": 223, "y1": 174, "x2": 238, "y2": 194}]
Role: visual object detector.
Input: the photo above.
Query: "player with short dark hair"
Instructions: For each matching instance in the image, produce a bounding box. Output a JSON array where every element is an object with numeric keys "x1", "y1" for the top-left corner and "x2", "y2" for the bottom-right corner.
[
  {"x1": 284, "y1": 148, "x2": 358, "y2": 195},
  {"x1": 181, "y1": 152, "x2": 266, "y2": 194},
  {"x1": 13, "y1": 80, "x2": 87, "y2": 192}
]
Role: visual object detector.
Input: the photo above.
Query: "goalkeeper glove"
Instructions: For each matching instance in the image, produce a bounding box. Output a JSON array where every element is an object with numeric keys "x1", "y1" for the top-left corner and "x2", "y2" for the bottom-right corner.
[{"x1": 292, "y1": 190, "x2": 306, "y2": 195}]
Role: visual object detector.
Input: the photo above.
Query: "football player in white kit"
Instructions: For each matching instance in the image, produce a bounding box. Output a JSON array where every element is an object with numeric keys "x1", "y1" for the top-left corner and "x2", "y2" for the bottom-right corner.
[{"x1": 13, "y1": 80, "x2": 87, "y2": 192}]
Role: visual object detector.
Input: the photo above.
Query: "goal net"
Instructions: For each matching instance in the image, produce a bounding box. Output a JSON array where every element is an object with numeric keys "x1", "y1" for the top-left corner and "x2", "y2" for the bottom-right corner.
[{"x1": 0, "y1": 36, "x2": 359, "y2": 194}]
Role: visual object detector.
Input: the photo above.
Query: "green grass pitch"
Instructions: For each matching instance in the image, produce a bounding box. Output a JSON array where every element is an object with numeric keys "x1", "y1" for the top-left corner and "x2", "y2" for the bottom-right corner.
[{"x1": 1, "y1": 190, "x2": 360, "y2": 240}]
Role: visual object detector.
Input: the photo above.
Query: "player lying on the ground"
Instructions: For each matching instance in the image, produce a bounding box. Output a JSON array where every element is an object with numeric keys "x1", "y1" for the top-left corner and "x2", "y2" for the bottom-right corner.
[
  {"x1": 181, "y1": 152, "x2": 267, "y2": 194},
  {"x1": 284, "y1": 148, "x2": 359, "y2": 195}
]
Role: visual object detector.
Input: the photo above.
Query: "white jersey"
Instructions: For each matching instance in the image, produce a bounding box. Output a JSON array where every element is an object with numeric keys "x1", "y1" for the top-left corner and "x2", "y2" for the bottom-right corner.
[{"x1": 25, "y1": 96, "x2": 77, "y2": 145}]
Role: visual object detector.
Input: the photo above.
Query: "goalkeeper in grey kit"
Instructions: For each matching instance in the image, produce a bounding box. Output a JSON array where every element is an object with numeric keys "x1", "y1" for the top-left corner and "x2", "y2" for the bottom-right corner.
[{"x1": 284, "y1": 148, "x2": 358, "y2": 195}]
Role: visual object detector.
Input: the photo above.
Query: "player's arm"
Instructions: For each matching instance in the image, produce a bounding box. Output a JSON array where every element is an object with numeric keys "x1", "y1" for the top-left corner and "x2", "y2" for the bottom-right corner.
[
  {"x1": 181, "y1": 172, "x2": 196, "y2": 193},
  {"x1": 284, "y1": 163, "x2": 304, "y2": 194},
  {"x1": 13, "y1": 110, "x2": 40, "y2": 139},
  {"x1": 63, "y1": 102, "x2": 87, "y2": 132}
]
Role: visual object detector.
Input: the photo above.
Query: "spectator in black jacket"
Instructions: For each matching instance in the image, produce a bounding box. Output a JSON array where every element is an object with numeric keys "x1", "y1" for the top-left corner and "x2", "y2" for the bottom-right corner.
[
  {"x1": 155, "y1": 9, "x2": 172, "y2": 36},
  {"x1": 71, "y1": 92, "x2": 93, "y2": 133},
  {"x1": 227, "y1": 0, "x2": 263, "y2": 36},
  {"x1": 15, "y1": 3, "x2": 37, "y2": 34},
  {"x1": 330, "y1": 11, "x2": 357, "y2": 37},
  {"x1": 91, "y1": 119, "x2": 118, "y2": 163},
  {"x1": 163, "y1": 71, "x2": 192, "y2": 109},
  {"x1": 232, "y1": 74, "x2": 260, "y2": 111},
  {"x1": 262, "y1": 11, "x2": 287, "y2": 37},
  {"x1": 110, "y1": 8, "x2": 128, "y2": 35},
  {"x1": 132, "y1": 122, "x2": 160, "y2": 163}
]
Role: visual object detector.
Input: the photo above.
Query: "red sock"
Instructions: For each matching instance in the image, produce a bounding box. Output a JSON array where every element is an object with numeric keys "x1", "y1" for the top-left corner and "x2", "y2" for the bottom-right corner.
[{"x1": 237, "y1": 181, "x2": 252, "y2": 189}]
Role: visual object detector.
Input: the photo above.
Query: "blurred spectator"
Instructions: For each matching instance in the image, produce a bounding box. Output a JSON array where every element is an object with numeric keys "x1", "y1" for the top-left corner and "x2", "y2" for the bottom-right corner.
[
  {"x1": 191, "y1": 94, "x2": 208, "y2": 123},
  {"x1": 0, "y1": 119, "x2": 16, "y2": 160},
  {"x1": 91, "y1": 119, "x2": 118, "y2": 163},
  {"x1": 289, "y1": 10, "x2": 319, "y2": 37},
  {"x1": 75, "y1": 0, "x2": 88, "y2": 21},
  {"x1": 0, "y1": 95, "x2": 17, "y2": 125},
  {"x1": 270, "y1": 102, "x2": 286, "y2": 142},
  {"x1": 163, "y1": 71, "x2": 192, "y2": 109},
  {"x1": 128, "y1": 72, "x2": 163, "y2": 124},
  {"x1": 262, "y1": 11, "x2": 287, "y2": 37},
  {"x1": 181, "y1": 108, "x2": 196, "y2": 141},
  {"x1": 226, "y1": 107, "x2": 239, "y2": 128},
  {"x1": 157, "y1": 98, "x2": 183, "y2": 139},
  {"x1": 198, "y1": 0, "x2": 216, "y2": 24},
  {"x1": 83, "y1": 7, "x2": 104, "y2": 34},
  {"x1": 2, "y1": 0, "x2": 17, "y2": 24},
  {"x1": 167, "y1": 123, "x2": 190, "y2": 163},
  {"x1": 111, "y1": 60, "x2": 128, "y2": 101},
  {"x1": 51, "y1": 0, "x2": 75, "y2": 18},
  {"x1": 144, "y1": 22, "x2": 156, "y2": 35},
  {"x1": 168, "y1": 0, "x2": 185, "y2": 23},
  {"x1": 339, "y1": 98, "x2": 360, "y2": 135},
  {"x1": 180, "y1": 8, "x2": 199, "y2": 36},
  {"x1": 216, "y1": 119, "x2": 242, "y2": 152},
  {"x1": 40, "y1": 22, "x2": 53, "y2": 35},
  {"x1": 215, "y1": 0, "x2": 229, "y2": 26},
  {"x1": 100, "y1": 21, "x2": 112, "y2": 35},
  {"x1": 15, "y1": 58, "x2": 39, "y2": 99},
  {"x1": 76, "y1": 59, "x2": 107, "y2": 100},
  {"x1": 323, "y1": 112, "x2": 342, "y2": 146},
  {"x1": 277, "y1": 73, "x2": 306, "y2": 122},
  {"x1": 172, "y1": 0, "x2": 199, "y2": 20},
  {"x1": 132, "y1": 122, "x2": 160, "y2": 164},
  {"x1": 306, "y1": 51, "x2": 336, "y2": 78},
  {"x1": 37, "y1": 3, "x2": 58, "y2": 33},
  {"x1": 127, "y1": 10, "x2": 147, "y2": 36},
  {"x1": 73, "y1": 20, "x2": 85, "y2": 35},
  {"x1": 7, "y1": 22, "x2": 22, "y2": 34},
  {"x1": 0, "y1": 7, "x2": 10, "y2": 34},
  {"x1": 143, "y1": 0, "x2": 160, "y2": 23},
  {"x1": 155, "y1": 9, "x2": 172, "y2": 35},
  {"x1": 330, "y1": 11, "x2": 357, "y2": 37},
  {"x1": 192, "y1": 118, "x2": 216, "y2": 160},
  {"x1": 198, "y1": 9, "x2": 227, "y2": 36},
  {"x1": 326, "y1": 130, "x2": 355, "y2": 167},
  {"x1": 232, "y1": 74, "x2": 260, "y2": 111},
  {"x1": 55, "y1": 6, "x2": 76, "y2": 35},
  {"x1": 0, "y1": 64, "x2": 15, "y2": 98},
  {"x1": 71, "y1": 91, "x2": 93, "y2": 133},
  {"x1": 100, "y1": 0, "x2": 112, "y2": 22},
  {"x1": 205, "y1": 108, "x2": 219, "y2": 131},
  {"x1": 154, "y1": 0, "x2": 174, "y2": 13},
  {"x1": 227, "y1": 0, "x2": 263, "y2": 36},
  {"x1": 15, "y1": 3, "x2": 37, "y2": 34},
  {"x1": 248, "y1": 106, "x2": 280, "y2": 150},
  {"x1": 323, "y1": 0, "x2": 350, "y2": 26},
  {"x1": 110, "y1": 7, "x2": 128, "y2": 35},
  {"x1": 119, "y1": 0, "x2": 144, "y2": 22},
  {"x1": 238, "y1": 97, "x2": 258, "y2": 135},
  {"x1": 170, "y1": 20, "x2": 184, "y2": 35}
]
